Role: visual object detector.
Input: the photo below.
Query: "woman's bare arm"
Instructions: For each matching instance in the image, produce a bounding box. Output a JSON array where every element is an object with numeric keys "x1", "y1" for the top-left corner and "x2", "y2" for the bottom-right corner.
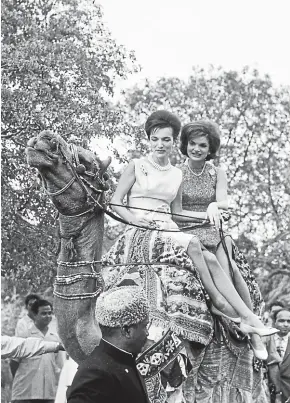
[{"x1": 111, "y1": 161, "x2": 151, "y2": 227}]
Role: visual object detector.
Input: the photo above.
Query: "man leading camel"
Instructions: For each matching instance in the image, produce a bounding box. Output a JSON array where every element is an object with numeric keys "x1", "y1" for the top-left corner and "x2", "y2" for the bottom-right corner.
[{"x1": 67, "y1": 286, "x2": 150, "y2": 403}]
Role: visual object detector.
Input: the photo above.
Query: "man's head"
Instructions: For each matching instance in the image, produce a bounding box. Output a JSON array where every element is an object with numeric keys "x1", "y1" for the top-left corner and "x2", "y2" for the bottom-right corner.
[
  {"x1": 273, "y1": 309, "x2": 290, "y2": 337},
  {"x1": 31, "y1": 299, "x2": 53, "y2": 330},
  {"x1": 25, "y1": 294, "x2": 41, "y2": 317},
  {"x1": 96, "y1": 287, "x2": 150, "y2": 356},
  {"x1": 269, "y1": 301, "x2": 284, "y2": 316}
]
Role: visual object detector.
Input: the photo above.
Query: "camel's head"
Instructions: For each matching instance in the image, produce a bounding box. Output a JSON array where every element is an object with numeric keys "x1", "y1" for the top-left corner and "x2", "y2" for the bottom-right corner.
[{"x1": 26, "y1": 130, "x2": 111, "y2": 215}]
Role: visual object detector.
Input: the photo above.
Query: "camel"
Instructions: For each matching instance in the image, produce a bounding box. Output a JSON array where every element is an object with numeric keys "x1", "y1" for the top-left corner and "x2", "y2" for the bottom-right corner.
[
  {"x1": 26, "y1": 130, "x2": 111, "y2": 362},
  {"x1": 26, "y1": 130, "x2": 266, "y2": 402}
]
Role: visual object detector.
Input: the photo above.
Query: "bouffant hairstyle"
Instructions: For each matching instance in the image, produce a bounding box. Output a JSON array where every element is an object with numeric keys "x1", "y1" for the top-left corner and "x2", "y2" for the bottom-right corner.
[
  {"x1": 145, "y1": 110, "x2": 181, "y2": 141},
  {"x1": 180, "y1": 120, "x2": 221, "y2": 160}
]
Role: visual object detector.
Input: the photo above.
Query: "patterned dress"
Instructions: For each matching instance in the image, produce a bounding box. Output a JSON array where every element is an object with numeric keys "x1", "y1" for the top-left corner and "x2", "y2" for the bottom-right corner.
[
  {"x1": 179, "y1": 160, "x2": 263, "y2": 316},
  {"x1": 179, "y1": 161, "x2": 266, "y2": 402}
]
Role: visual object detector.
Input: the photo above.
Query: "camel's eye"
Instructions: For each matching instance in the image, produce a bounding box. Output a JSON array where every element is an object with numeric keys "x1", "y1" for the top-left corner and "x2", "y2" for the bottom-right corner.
[{"x1": 50, "y1": 138, "x2": 58, "y2": 152}]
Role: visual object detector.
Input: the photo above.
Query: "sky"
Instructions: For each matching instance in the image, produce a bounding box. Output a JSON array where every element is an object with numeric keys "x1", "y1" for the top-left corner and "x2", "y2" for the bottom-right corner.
[
  {"x1": 93, "y1": 0, "x2": 290, "y2": 162},
  {"x1": 98, "y1": 0, "x2": 290, "y2": 92}
]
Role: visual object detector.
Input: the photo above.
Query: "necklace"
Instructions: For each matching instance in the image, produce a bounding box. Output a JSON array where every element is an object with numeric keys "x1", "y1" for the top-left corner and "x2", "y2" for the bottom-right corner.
[
  {"x1": 186, "y1": 160, "x2": 207, "y2": 177},
  {"x1": 147, "y1": 154, "x2": 172, "y2": 171}
]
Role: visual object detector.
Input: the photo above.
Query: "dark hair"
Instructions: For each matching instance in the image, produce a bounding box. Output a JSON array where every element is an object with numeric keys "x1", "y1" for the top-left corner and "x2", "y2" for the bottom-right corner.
[
  {"x1": 25, "y1": 294, "x2": 41, "y2": 307},
  {"x1": 31, "y1": 299, "x2": 53, "y2": 315},
  {"x1": 145, "y1": 110, "x2": 181, "y2": 141},
  {"x1": 180, "y1": 120, "x2": 221, "y2": 160},
  {"x1": 273, "y1": 308, "x2": 290, "y2": 323},
  {"x1": 269, "y1": 301, "x2": 284, "y2": 311}
]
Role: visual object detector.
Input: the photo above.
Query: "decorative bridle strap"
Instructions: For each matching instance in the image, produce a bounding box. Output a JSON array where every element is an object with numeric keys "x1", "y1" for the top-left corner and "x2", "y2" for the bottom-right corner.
[
  {"x1": 57, "y1": 260, "x2": 101, "y2": 267},
  {"x1": 54, "y1": 260, "x2": 104, "y2": 300},
  {"x1": 53, "y1": 289, "x2": 103, "y2": 300},
  {"x1": 44, "y1": 177, "x2": 76, "y2": 197}
]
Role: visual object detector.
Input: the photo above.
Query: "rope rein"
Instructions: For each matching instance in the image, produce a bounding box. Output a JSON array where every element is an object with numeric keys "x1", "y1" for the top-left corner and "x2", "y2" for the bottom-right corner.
[{"x1": 43, "y1": 141, "x2": 232, "y2": 300}]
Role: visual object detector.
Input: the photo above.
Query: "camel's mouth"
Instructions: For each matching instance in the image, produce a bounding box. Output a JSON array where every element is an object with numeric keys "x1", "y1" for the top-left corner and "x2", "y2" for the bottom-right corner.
[{"x1": 26, "y1": 146, "x2": 58, "y2": 168}]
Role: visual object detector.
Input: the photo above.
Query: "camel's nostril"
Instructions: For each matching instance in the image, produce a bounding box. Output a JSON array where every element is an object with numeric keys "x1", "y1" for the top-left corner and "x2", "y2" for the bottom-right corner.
[
  {"x1": 50, "y1": 138, "x2": 58, "y2": 152},
  {"x1": 76, "y1": 164, "x2": 86, "y2": 174}
]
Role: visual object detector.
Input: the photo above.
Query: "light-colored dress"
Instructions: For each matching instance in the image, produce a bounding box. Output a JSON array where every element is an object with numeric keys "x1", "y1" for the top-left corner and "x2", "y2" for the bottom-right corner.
[
  {"x1": 102, "y1": 156, "x2": 213, "y2": 345},
  {"x1": 127, "y1": 157, "x2": 194, "y2": 250}
]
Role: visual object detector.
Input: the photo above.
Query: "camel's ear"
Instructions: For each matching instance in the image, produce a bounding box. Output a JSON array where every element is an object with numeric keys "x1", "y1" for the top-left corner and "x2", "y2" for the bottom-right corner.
[
  {"x1": 76, "y1": 146, "x2": 111, "y2": 176},
  {"x1": 99, "y1": 156, "x2": 111, "y2": 175}
]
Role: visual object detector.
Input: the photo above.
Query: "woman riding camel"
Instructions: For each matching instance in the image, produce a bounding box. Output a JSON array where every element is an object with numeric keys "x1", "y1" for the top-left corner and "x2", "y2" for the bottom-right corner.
[
  {"x1": 176, "y1": 120, "x2": 273, "y2": 359},
  {"x1": 102, "y1": 110, "x2": 277, "y2": 358}
]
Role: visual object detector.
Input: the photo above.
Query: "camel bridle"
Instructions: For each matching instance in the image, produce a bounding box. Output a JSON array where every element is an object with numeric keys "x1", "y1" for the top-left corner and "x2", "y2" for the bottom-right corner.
[{"x1": 39, "y1": 140, "x2": 109, "y2": 218}]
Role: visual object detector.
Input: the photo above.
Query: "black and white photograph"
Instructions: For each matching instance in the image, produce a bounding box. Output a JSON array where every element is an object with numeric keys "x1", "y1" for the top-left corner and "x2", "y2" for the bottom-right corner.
[{"x1": 1, "y1": 0, "x2": 290, "y2": 402}]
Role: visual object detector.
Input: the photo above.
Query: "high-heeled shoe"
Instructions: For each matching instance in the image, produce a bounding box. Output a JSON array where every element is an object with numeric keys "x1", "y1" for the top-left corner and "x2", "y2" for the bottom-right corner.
[
  {"x1": 210, "y1": 306, "x2": 241, "y2": 324},
  {"x1": 239, "y1": 322, "x2": 279, "y2": 337},
  {"x1": 248, "y1": 340, "x2": 268, "y2": 361}
]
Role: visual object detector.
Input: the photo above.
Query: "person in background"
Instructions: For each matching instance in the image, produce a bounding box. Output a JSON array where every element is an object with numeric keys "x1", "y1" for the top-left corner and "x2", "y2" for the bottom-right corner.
[
  {"x1": 67, "y1": 287, "x2": 150, "y2": 403},
  {"x1": 267, "y1": 302, "x2": 286, "y2": 327},
  {"x1": 11, "y1": 294, "x2": 42, "y2": 378},
  {"x1": 55, "y1": 355, "x2": 78, "y2": 403},
  {"x1": 265, "y1": 308, "x2": 290, "y2": 403},
  {"x1": 11, "y1": 299, "x2": 65, "y2": 403},
  {"x1": 15, "y1": 294, "x2": 41, "y2": 337},
  {"x1": 1, "y1": 335, "x2": 64, "y2": 359}
]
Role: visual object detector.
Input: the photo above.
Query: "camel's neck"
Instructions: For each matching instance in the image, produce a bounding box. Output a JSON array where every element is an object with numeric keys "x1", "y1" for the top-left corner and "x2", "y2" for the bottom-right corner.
[
  {"x1": 58, "y1": 211, "x2": 104, "y2": 262},
  {"x1": 54, "y1": 210, "x2": 104, "y2": 363}
]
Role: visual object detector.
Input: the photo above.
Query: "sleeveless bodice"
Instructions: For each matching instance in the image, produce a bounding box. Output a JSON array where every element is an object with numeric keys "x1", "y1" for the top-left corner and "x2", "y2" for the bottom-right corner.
[
  {"x1": 181, "y1": 161, "x2": 217, "y2": 212},
  {"x1": 179, "y1": 160, "x2": 222, "y2": 251},
  {"x1": 128, "y1": 157, "x2": 182, "y2": 222}
]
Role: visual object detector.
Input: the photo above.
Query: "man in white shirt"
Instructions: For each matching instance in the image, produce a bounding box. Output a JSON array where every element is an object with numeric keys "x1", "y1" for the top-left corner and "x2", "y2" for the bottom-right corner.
[
  {"x1": 15, "y1": 294, "x2": 40, "y2": 337},
  {"x1": 11, "y1": 299, "x2": 65, "y2": 403}
]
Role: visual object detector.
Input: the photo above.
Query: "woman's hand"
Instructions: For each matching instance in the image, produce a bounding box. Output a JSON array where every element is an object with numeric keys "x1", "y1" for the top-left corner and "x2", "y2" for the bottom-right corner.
[
  {"x1": 206, "y1": 202, "x2": 222, "y2": 230},
  {"x1": 129, "y1": 217, "x2": 155, "y2": 230}
]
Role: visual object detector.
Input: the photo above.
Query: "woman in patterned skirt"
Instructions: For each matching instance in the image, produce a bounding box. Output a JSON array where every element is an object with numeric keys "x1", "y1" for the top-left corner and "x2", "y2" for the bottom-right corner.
[
  {"x1": 177, "y1": 120, "x2": 270, "y2": 358},
  {"x1": 102, "y1": 111, "x2": 277, "y2": 359}
]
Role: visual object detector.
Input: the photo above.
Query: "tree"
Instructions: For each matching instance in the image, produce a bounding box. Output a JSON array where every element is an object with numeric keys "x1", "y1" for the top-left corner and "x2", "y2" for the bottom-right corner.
[
  {"x1": 121, "y1": 67, "x2": 290, "y2": 304},
  {"x1": 1, "y1": 0, "x2": 138, "y2": 295}
]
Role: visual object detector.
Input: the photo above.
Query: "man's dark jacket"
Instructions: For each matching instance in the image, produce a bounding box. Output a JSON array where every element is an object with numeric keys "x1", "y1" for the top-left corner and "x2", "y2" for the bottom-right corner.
[
  {"x1": 265, "y1": 334, "x2": 290, "y2": 402},
  {"x1": 67, "y1": 339, "x2": 150, "y2": 403}
]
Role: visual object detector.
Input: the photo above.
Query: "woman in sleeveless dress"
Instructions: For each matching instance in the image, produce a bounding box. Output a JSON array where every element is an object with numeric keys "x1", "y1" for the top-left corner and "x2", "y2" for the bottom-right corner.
[
  {"x1": 101, "y1": 111, "x2": 276, "y2": 358},
  {"x1": 177, "y1": 120, "x2": 269, "y2": 358}
]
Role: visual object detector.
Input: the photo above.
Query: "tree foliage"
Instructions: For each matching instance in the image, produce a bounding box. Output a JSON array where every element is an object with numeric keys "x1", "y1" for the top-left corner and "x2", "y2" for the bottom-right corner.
[
  {"x1": 2, "y1": 1, "x2": 289, "y2": 306},
  {"x1": 1, "y1": 0, "x2": 138, "y2": 294},
  {"x1": 121, "y1": 67, "x2": 290, "y2": 304}
]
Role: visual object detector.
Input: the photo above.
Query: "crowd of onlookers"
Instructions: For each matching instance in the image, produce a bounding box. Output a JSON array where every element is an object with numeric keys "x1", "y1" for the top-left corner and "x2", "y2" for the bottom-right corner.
[{"x1": 1, "y1": 293, "x2": 290, "y2": 403}]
